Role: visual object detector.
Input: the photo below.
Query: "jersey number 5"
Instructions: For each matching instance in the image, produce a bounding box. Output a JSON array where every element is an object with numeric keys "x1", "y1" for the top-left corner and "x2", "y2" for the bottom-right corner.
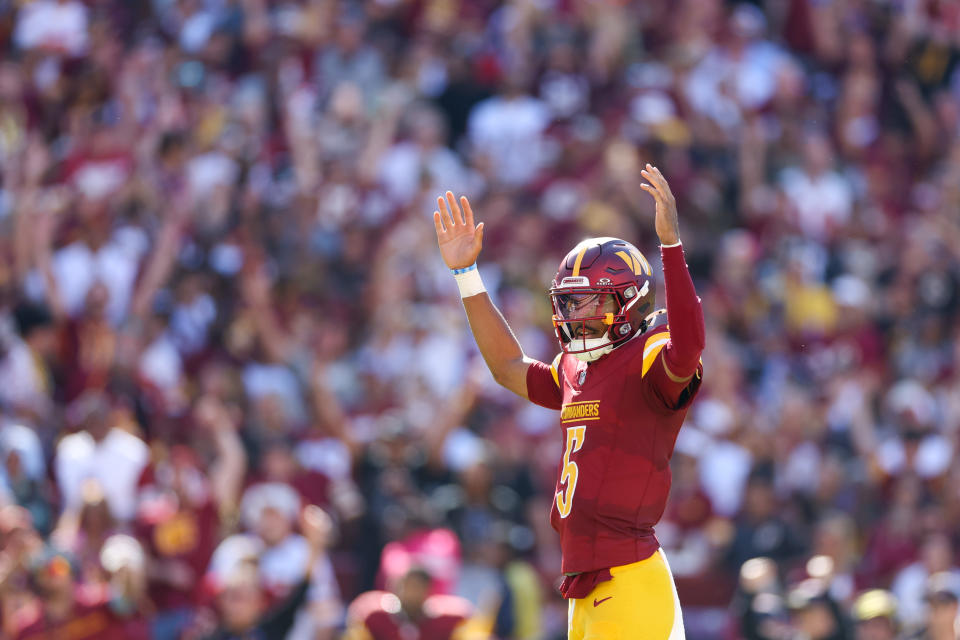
[{"x1": 556, "y1": 425, "x2": 586, "y2": 519}]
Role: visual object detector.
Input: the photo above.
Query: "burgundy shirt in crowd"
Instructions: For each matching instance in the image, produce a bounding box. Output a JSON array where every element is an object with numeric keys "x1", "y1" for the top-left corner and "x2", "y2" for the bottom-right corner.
[{"x1": 12, "y1": 587, "x2": 149, "y2": 640}]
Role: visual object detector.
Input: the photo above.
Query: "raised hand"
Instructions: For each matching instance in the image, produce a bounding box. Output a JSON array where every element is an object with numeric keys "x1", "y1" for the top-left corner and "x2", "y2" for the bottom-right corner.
[
  {"x1": 433, "y1": 191, "x2": 484, "y2": 270},
  {"x1": 640, "y1": 164, "x2": 680, "y2": 246},
  {"x1": 301, "y1": 504, "x2": 334, "y2": 551}
]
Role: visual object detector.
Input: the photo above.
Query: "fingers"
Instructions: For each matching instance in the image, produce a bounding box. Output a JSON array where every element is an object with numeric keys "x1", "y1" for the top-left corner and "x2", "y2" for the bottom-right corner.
[
  {"x1": 446, "y1": 191, "x2": 464, "y2": 225},
  {"x1": 461, "y1": 196, "x2": 474, "y2": 229},
  {"x1": 437, "y1": 192, "x2": 476, "y2": 235},
  {"x1": 473, "y1": 221, "x2": 484, "y2": 251},
  {"x1": 437, "y1": 195, "x2": 455, "y2": 229},
  {"x1": 640, "y1": 180, "x2": 665, "y2": 206},
  {"x1": 640, "y1": 164, "x2": 674, "y2": 201}
]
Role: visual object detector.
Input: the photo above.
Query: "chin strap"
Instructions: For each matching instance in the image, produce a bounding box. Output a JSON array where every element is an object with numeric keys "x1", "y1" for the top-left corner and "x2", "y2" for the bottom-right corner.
[
  {"x1": 645, "y1": 309, "x2": 667, "y2": 326},
  {"x1": 634, "y1": 309, "x2": 667, "y2": 340}
]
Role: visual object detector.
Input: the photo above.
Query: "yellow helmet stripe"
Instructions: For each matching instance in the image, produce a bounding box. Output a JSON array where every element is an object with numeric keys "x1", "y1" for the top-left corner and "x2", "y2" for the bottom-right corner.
[
  {"x1": 571, "y1": 246, "x2": 588, "y2": 277},
  {"x1": 615, "y1": 251, "x2": 640, "y2": 275},
  {"x1": 634, "y1": 250, "x2": 652, "y2": 276}
]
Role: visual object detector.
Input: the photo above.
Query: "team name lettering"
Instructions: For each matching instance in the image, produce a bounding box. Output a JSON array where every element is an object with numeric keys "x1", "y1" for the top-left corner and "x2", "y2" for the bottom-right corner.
[{"x1": 561, "y1": 401, "x2": 600, "y2": 422}]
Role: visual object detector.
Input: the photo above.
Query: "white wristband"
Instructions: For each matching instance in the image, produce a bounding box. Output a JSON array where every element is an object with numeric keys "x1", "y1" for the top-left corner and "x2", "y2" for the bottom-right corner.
[{"x1": 453, "y1": 264, "x2": 486, "y2": 298}]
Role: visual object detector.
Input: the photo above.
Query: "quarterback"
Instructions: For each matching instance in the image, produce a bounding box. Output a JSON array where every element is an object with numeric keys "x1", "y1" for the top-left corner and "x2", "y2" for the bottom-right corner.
[{"x1": 433, "y1": 165, "x2": 704, "y2": 639}]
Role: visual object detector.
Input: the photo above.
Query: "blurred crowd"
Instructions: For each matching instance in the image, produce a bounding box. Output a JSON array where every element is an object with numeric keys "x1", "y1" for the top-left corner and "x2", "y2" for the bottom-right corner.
[{"x1": 0, "y1": 0, "x2": 959, "y2": 638}]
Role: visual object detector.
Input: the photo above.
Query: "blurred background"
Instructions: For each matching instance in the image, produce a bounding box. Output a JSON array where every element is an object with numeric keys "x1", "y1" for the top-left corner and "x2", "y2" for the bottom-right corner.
[{"x1": 0, "y1": 0, "x2": 959, "y2": 638}]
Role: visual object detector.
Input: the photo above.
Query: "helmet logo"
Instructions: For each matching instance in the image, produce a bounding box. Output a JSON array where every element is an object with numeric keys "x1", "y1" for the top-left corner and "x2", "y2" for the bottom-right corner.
[
  {"x1": 618, "y1": 324, "x2": 631, "y2": 335},
  {"x1": 615, "y1": 250, "x2": 652, "y2": 276},
  {"x1": 596, "y1": 277, "x2": 612, "y2": 286},
  {"x1": 559, "y1": 276, "x2": 590, "y2": 288}
]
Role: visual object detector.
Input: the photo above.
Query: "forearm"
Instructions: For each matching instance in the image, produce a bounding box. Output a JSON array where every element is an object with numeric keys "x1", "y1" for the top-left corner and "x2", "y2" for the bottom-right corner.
[
  {"x1": 461, "y1": 292, "x2": 529, "y2": 396},
  {"x1": 661, "y1": 244, "x2": 704, "y2": 377},
  {"x1": 210, "y1": 427, "x2": 247, "y2": 512}
]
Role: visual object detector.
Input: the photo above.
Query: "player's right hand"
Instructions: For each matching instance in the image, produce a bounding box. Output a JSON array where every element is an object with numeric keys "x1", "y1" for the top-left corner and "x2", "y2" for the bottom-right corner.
[{"x1": 433, "y1": 191, "x2": 484, "y2": 270}]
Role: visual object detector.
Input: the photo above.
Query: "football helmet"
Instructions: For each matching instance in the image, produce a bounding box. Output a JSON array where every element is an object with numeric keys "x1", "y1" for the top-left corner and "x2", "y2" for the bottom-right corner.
[{"x1": 550, "y1": 237, "x2": 656, "y2": 362}]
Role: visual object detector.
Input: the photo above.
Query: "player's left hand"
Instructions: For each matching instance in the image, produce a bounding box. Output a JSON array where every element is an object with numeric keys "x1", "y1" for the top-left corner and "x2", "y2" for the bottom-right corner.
[{"x1": 640, "y1": 164, "x2": 680, "y2": 246}]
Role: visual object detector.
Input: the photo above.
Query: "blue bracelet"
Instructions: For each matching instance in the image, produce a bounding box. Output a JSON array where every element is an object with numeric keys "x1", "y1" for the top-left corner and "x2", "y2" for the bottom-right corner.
[{"x1": 451, "y1": 263, "x2": 477, "y2": 275}]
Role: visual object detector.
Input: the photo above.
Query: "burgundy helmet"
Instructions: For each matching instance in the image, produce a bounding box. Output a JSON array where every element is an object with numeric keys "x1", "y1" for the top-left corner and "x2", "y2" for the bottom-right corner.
[{"x1": 549, "y1": 237, "x2": 656, "y2": 362}]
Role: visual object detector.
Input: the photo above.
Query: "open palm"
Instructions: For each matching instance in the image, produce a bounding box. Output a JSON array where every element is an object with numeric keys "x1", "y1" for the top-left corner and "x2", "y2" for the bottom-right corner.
[
  {"x1": 433, "y1": 191, "x2": 484, "y2": 270},
  {"x1": 639, "y1": 164, "x2": 680, "y2": 245}
]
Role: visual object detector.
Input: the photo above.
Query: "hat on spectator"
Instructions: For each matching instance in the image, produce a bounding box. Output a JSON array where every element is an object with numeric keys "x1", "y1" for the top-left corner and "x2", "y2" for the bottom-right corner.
[
  {"x1": 852, "y1": 589, "x2": 898, "y2": 622},
  {"x1": 241, "y1": 482, "x2": 301, "y2": 530},
  {"x1": 206, "y1": 534, "x2": 264, "y2": 594},
  {"x1": 100, "y1": 534, "x2": 146, "y2": 573}
]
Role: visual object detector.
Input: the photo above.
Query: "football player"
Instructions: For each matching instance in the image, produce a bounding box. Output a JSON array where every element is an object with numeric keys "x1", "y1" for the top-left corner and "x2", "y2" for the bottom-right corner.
[{"x1": 433, "y1": 165, "x2": 704, "y2": 639}]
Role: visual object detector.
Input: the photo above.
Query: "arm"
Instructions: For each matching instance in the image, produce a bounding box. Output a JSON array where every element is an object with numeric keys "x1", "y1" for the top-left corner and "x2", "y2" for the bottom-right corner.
[
  {"x1": 309, "y1": 363, "x2": 356, "y2": 452},
  {"x1": 660, "y1": 244, "x2": 704, "y2": 379},
  {"x1": 195, "y1": 397, "x2": 247, "y2": 515},
  {"x1": 239, "y1": 255, "x2": 292, "y2": 364},
  {"x1": 640, "y1": 165, "x2": 705, "y2": 399},
  {"x1": 425, "y1": 368, "x2": 480, "y2": 468},
  {"x1": 433, "y1": 192, "x2": 535, "y2": 398},
  {"x1": 31, "y1": 189, "x2": 70, "y2": 319},
  {"x1": 461, "y1": 294, "x2": 535, "y2": 398},
  {"x1": 894, "y1": 77, "x2": 939, "y2": 161},
  {"x1": 129, "y1": 201, "x2": 187, "y2": 321}
]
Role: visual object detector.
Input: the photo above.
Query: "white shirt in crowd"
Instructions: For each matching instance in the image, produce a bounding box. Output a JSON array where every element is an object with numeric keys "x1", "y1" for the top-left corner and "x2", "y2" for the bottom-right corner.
[
  {"x1": 0, "y1": 340, "x2": 50, "y2": 415},
  {"x1": 55, "y1": 427, "x2": 149, "y2": 521},
  {"x1": 684, "y1": 40, "x2": 791, "y2": 131},
  {"x1": 780, "y1": 167, "x2": 853, "y2": 240},
  {"x1": 468, "y1": 94, "x2": 550, "y2": 187},
  {"x1": 14, "y1": 0, "x2": 89, "y2": 56},
  {"x1": 378, "y1": 142, "x2": 472, "y2": 207},
  {"x1": 46, "y1": 227, "x2": 149, "y2": 325}
]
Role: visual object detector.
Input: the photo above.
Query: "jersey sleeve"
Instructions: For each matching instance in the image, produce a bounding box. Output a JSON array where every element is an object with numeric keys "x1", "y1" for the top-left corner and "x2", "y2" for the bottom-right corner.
[
  {"x1": 660, "y1": 243, "x2": 705, "y2": 376},
  {"x1": 525, "y1": 353, "x2": 563, "y2": 410},
  {"x1": 641, "y1": 243, "x2": 705, "y2": 411},
  {"x1": 636, "y1": 330, "x2": 704, "y2": 412}
]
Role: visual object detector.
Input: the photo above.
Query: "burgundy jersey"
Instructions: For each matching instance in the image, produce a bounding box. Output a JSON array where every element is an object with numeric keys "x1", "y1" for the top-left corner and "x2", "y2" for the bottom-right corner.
[{"x1": 526, "y1": 319, "x2": 702, "y2": 575}]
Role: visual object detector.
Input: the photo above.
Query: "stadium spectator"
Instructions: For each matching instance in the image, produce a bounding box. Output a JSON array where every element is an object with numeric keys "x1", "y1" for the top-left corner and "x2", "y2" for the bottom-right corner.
[
  {"x1": 914, "y1": 571, "x2": 960, "y2": 640},
  {"x1": 197, "y1": 505, "x2": 332, "y2": 640},
  {"x1": 343, "y1": 567, "x2": 477, "y2": 640}
]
